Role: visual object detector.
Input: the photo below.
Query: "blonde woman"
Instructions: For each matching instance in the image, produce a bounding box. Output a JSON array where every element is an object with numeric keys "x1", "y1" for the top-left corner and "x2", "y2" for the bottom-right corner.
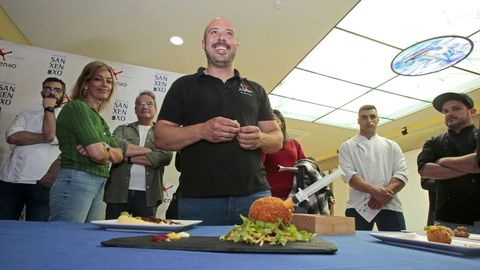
[{"x1": 50, "y1": 60, "x2": 123, "y2": 223}]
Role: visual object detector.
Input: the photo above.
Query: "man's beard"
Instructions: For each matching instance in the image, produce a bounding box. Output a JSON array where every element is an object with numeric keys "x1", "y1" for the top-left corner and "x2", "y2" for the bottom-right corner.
[
  {"x1": 42, "y1": 93, "x2": 64, "y2": 108},
  {"x1": 446, "y1": 117, "x2": 469, "y2": 131},
  {"x1": 55, "y1": 94, "x2": 64, "y2": 107}
]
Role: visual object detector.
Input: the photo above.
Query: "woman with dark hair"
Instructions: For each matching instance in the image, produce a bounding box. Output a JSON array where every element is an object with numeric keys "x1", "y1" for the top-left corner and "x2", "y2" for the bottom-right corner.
[
  {"x1": 49, "y1": 60, "x2": 123, "y2": 223},
  {"x1": 262, "y1": 109, "x2": 305, "y2": 198}
]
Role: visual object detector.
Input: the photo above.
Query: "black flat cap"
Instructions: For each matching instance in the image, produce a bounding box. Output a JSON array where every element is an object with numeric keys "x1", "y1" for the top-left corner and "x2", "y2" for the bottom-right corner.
[{"x1": 432, "y1": 92, "x2": 474, "y2": 112}]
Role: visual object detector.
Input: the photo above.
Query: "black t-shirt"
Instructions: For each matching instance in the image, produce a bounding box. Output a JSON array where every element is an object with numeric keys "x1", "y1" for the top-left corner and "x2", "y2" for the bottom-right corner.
[
  {"x1": 157, "y1": 68, "x2": 274, "y2": 198},
  {"x1": 417, "y1": 125, "x2": 480, "y2": 224}
]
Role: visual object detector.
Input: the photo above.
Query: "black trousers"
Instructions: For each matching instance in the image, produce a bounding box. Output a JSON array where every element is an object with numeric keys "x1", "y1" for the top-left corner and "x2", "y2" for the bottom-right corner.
[
  {"x1": 0, "y1": 180, "x2": 50, "y2": 221},
  {"x1": 105, "y1": 190, "x2": 157, "y2": 219}
]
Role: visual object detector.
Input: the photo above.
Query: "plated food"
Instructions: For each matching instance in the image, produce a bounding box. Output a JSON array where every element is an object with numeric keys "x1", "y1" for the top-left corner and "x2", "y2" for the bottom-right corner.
[
  {"x1": 425, "y1": 225, "x2": 454, "y2": 244},
  {"x1": 117, "y1": 212, "x2": 181, "y2": 225},
  {"x1": 151, "y1": 232, "x2": 190, "y2": 242},
  {"x1": 370, "y1": 231, "x2": 480, "y2": 256},
  {"x1": 248, "y1": 197, "x2": 292, "y2": 225},
  {"x1": 424, "y1": 225, "x2": 471, "y2": 244},
  {"x1": 453, "y1": 226, "x2": 470, "y2": 238},
  {"x1": 92, "y1": 212, "x2": 201, "y2": 232},
  {"x1": 220, "y1": 197, "x2": 314, "y2": 246}
]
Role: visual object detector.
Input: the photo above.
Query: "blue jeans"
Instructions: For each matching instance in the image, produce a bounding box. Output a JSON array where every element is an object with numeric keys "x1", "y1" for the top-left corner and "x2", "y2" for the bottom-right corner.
[
  {"x1": 346, "y1": 208, "x2": 406, "y2": 231},
  {"x1": 105, "y1": 190, "x2": 157, "y2": 219},
  {"x1": 179, "y1": 190, "x2": 271, "y2": 225},
  {"x1": 49, "y1": 168, "x2": 106, "y2": 223},
  {"x1": 0, "y1": 180, "x2": 50, "y2": 221}
]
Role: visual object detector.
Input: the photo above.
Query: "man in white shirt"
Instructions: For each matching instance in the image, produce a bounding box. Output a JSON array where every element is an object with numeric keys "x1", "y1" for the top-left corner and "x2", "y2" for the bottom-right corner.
[
  {"x1": 0, "y1": 77, "x2": 66, "y2": 221},
  {"x1": 338, "y1": 105, "x2": 408, "y2": 231}
]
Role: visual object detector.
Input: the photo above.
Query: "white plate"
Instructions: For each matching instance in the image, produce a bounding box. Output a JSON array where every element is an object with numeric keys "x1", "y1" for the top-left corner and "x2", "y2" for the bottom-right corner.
[
  {"x1": 370, "y1": 232, "x2": 480, "y2": 256},
  {"x1": 469, "y1": 233, "x2": 480, "y2": 241},
  {"x1": 91, "y1": 219, "x2": 202, "y2": 233}
]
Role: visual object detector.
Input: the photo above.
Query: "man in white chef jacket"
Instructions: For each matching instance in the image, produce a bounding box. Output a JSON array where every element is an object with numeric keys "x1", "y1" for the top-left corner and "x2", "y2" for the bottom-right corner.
[{"x1": 338, "y1": 104, "x2": 408, "y2": 231}]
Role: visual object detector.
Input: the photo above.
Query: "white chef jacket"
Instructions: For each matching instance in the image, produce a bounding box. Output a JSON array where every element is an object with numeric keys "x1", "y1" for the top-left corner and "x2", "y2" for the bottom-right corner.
[
  {"x1": 338, "y1": 133, "x2": 408, "y2": 212},
  {"x1": 0, "y1": 108, "x2": 61, "y2": 184}
]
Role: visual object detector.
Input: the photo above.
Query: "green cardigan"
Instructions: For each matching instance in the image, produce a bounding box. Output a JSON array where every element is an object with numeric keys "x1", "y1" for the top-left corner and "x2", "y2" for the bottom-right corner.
[{"x1": 56, "y1": 99, "x2": 118, "y2": 177}]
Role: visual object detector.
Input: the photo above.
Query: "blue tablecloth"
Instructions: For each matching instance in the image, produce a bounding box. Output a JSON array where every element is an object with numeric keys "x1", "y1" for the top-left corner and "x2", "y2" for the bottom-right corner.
[{"x1": 0, "y1": 220, "x2": 479, "y2": 270}]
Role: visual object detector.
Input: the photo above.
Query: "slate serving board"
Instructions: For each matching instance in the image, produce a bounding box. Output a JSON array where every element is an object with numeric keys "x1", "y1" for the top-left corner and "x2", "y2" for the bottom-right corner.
[{"x1": 101, "y1": 235, "x2": 337, "y2": 254}]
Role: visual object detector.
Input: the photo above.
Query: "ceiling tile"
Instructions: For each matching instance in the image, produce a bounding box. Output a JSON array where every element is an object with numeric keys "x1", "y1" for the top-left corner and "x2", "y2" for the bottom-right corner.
[
  {"x1": 314, "y1": 109, "x2": 392, "y2": 130},
  {"x1": 342, "y1": 90, "x2": 431, "y2": 119},
  {"x1": 337, "y1": 0, "x2": 480, "y2": 48},
  {"x1": 270, "y1": 68, "x2": 371, "y2": 107},
  {"x1": 268, "y1": 95, "x2": 334, "y2": 122},
  {"x1": 297, "y1": 28, "x2": 399, "y2": 87}
]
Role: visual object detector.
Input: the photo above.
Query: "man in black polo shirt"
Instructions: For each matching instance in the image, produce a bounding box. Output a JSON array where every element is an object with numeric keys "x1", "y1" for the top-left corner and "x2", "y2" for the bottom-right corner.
[
  {"x1": 417, "y1": 92, "x2": 480, "y2": 233},
  {"x1": 155, "y1": 17, "x2": 283, "y2": 225}
]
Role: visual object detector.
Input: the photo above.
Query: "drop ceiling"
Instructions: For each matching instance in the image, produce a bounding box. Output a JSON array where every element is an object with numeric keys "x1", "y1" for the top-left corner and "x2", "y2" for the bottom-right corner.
[{"x1": 270, "y1": 0, "x2": 480, "y2": 130}]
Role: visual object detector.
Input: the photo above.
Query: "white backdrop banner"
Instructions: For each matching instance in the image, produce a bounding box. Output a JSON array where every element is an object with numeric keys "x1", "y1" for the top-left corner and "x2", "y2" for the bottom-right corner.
[{"x1": 0, "y1": 40, "x2": 183, "y2": 218}]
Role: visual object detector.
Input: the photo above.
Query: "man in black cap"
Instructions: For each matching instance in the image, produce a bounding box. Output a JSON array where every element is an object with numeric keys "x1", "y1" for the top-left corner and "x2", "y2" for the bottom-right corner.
[{"x1": 417, "y1": 92, "x2": 480, "y2": 233}]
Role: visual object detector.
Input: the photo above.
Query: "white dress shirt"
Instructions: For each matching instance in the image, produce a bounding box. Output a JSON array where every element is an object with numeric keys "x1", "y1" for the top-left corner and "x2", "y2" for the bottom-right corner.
[{"x1": 0, "y1": 108, "x2": 61, "y2": 184}]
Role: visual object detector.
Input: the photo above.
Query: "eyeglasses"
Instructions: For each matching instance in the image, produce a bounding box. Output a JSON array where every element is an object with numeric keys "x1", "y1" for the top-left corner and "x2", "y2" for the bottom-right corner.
[
  {"x1": 135, "y1": 101, "x2": 155, "y2": 108},
  {"x1": 42, "y1": 86, "x2": 64, "y2": 94}
]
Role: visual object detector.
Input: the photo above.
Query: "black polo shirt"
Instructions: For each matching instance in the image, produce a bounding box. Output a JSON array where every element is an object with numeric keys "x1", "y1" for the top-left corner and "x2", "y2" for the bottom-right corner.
[
  {"x1": 158, "y1": 68, "x2": 273, "y2": 198},
  {"x1": 417, "y1": 125, "x2": 480, "y2": 224}
]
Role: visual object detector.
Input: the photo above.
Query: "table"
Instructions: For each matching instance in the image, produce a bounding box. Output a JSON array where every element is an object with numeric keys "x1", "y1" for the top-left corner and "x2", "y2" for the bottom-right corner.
[{"x1": 0, "y1": 220, "x2": 478, "y2": 270}]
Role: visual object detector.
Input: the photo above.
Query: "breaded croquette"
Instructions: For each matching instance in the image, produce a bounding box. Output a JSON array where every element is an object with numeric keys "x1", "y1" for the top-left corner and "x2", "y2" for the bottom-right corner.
[
  {"x1": 249, "y1": 197, "x2": 292, "y2": 225},
  {"x1": 425, "y1": 225, "x2": 454, "y2": 244}
]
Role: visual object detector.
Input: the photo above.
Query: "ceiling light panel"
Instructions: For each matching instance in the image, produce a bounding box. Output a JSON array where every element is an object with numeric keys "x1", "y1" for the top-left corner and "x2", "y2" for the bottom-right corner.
[
  {"x1": 297, "y1": 28, "x2": 400, "y2": 87},
  {"x1": 337, "y1": 0, "x2": 480, "y2": 49},
  {"x1": 455, "y1": 32, "x2": 480, "y2": 73},
  {"x1": 271, "y1": 68, "x2": 371, "y2": 107},
  {"x1": 342, "y1": 90, "x2": 431, "y2": 119},
  {"x1": 268, "y1": 95, "x2": 334, "y2": 122},
  {"x1": 378, "y1": 68, "x2": 480, "y2": 101},
  {"x1": 314, "y1": 109, "x2": 392, "y2": 130}
]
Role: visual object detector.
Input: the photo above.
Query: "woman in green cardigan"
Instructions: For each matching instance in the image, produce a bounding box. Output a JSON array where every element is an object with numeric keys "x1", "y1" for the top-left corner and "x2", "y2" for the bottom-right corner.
[{"x1": 50, "y1": 60, "x2": 123, "y2": 223}]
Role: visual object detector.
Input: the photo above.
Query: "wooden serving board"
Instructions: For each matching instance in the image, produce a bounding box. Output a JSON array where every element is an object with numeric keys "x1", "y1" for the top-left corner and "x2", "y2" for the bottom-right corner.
[
  {"x1": 101, "y1": 235, "x2": 337, "y2": 254},
  {"x1": 292, "y1": 214, "x2": 355, "y2": 235}
]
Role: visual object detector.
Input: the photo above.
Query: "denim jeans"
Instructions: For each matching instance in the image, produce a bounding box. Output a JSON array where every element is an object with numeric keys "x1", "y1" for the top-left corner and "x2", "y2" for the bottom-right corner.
[
  {"x1": 346, "y1": 208, "x2": 406, "y2": 231},
  {"x1": 105, "y1": 190, "x2": 157, "y2": 219},
  {"x1": 0, "y1": 180, "x2": 50, "y2": 221},
  {"x1": 49, "y1": 168, "x2": 106, "y2": 223},
  {"x1": 179, "y1": 190, "x2": 271, "y2": 225}
]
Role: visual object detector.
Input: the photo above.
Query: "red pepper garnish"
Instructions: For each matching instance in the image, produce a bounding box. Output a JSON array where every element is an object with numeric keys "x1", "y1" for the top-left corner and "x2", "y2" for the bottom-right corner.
[{"x1": 151, "y1": 234, "x2": 170, "y2": 242}]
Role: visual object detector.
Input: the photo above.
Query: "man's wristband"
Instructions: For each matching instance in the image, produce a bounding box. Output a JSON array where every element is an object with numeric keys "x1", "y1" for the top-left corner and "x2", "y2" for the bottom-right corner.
[
  {"x1": 127, "y1": 157, "x2": 132, "y2": 164},
  {"x1": 44, "y1": 106, "x2": 55, "y2": 113}
]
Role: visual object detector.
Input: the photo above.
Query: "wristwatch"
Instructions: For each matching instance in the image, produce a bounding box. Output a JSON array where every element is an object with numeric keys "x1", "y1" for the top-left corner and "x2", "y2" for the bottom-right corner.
[
  {"x1": 127, "y1": 157, "x2": 132, "y2": 164},
  {"x1": 44, "y1": 106, "x2": 55, "y2": 113}
]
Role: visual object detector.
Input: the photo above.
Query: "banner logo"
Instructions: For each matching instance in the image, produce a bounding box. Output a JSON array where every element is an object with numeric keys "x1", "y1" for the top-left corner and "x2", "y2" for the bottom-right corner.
[
  {"x1": 112, "y1": 67, "x2": 127, "y2": 87},
  {"x1": 0, "y1": 48, "x2": 13, "y2": 61},
  {"x1": 48, "y1": 55, "x2": 67, "y2": 76},
  {"x1": 0, "y1": 82, "x2": 16, "y2": 110},
  {"x1": 153, "y1": 73, "x2": 168, "y2": 92},
  {"x1": 0, "y1": 48, "x2": 16, "y2": 69},
  {"x1": 112, "y1": 99, "x2": 128, "y2": 121},
  {"x1": 162, "y1": 184, "x2": 175, "y2": 203}
]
